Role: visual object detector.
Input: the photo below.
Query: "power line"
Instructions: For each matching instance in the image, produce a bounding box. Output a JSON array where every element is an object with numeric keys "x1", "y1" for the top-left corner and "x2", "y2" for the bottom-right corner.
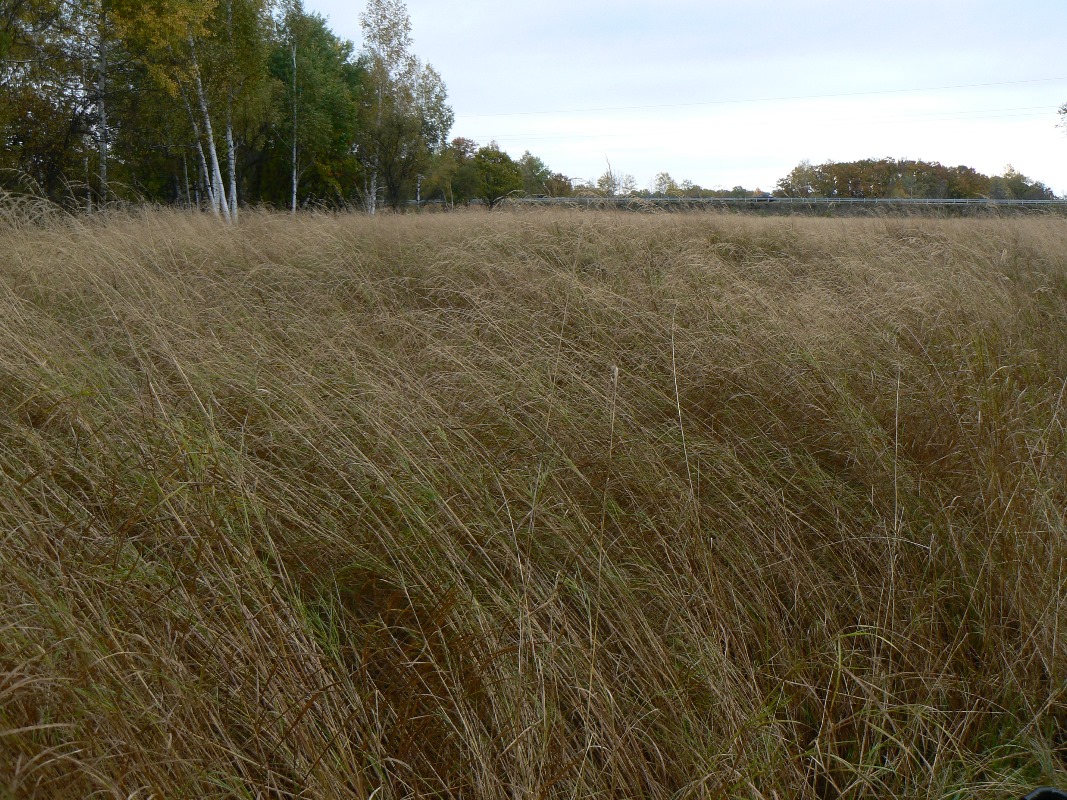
[
  {"x1": 457, "y1": 75, "x2": 1067, "y2": 119},
  {"x1": 467, "y1": 105, "x2": 1059, "y2": 143}
]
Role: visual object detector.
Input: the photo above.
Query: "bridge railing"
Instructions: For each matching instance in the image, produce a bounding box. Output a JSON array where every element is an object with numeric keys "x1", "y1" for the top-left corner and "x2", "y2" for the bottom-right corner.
[{"x1": 504, "y1": 196, "x2": 1067, "y2": 208}]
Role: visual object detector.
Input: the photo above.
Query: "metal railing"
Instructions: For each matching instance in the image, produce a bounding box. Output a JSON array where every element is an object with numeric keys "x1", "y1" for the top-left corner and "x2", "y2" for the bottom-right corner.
[{"x1": 506, "y1": 195, "x2": 1067, "y2": 208}]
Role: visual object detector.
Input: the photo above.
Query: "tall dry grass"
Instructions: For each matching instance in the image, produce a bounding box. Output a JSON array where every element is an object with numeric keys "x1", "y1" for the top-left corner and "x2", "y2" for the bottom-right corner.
[{"x1": 1, "y1": 208, "x2": 1065, "y2": 799}]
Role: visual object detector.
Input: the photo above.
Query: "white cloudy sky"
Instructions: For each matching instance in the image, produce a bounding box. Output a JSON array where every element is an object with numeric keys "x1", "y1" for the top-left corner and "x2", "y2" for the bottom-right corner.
[{"x1": 304, "y1": 0, "x2": 1067, "y2": 194}]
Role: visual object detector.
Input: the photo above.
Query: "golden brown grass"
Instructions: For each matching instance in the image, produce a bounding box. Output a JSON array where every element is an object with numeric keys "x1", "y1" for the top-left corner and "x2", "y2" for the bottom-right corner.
[{"x1": 1, "y1": 208, "x2": 1065, "y2": 799}]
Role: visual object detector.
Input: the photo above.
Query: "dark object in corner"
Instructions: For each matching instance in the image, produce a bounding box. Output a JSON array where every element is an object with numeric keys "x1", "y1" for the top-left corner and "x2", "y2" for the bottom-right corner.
[{"x1": 1023, "y1": 789, "x2": 1067, "y2": 800}]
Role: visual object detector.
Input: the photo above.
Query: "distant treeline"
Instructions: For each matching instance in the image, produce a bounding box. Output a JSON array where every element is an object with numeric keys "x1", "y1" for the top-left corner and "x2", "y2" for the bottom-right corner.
[
  {"x1": 1, "y1": 0, "x2": 1058, "y2": 212},
  {"x1": 773, "y1": 158, "x2": 1055, "y2": 201},
  {"x1": 568, "y1": 159, "x2": 1058, "y2": 202}
]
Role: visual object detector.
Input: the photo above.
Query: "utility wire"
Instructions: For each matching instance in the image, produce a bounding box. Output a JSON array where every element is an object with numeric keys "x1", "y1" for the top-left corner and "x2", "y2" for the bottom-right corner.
[
  {"x1": 458, "y1": 75, "x2": 1067, "y2": 118},
  {"x1": 468, "y1": 105, "x2": 1059, "y2": 143}
]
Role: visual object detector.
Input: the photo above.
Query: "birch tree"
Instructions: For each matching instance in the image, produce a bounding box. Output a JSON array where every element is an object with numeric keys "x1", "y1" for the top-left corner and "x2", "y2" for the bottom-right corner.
[
  {"x1": 0, "y1": 0, "x2": 452, "y2": 210},
  {"x1": 112, "y1": 0, "x2": 270, "y2": 222},
  {"x1": 109, "y1": 0, "x2": 223, "y2": 217},
  {"x1": 71, "y1": 0, "x2": 116, "y2": 204},
  {"x1": 273, "y1": 1, "x2": 361, "y2": 211},
  {"x1": 216, "y1": 0, "x2": 271, "y2": 221},
  {"x1": 357, "y1": 0, "x2": 453, "y2": 213}
]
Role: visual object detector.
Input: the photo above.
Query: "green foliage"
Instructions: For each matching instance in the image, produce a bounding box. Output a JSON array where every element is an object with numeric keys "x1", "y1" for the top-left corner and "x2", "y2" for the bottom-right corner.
[
  {"x1": 250, "y1": 3, "x2": 363, "y2": 206},
  {"x1": 511, "y1": 148, "x2": 572, "y2": 197},
  {"x1": 990, "y1": 164, "x2": 1054, "y2": 200},
  {"x1": 423, "y1": 136, "x2": 478, "y2": 206},
  {"x1": 543, "y1": 171, "x2": 574, "y2": 197},
  {"x1": 471, "y1": 142, "x2": 522, "y2": 207},
  {"x1": 518, "y1": 150, "x2": 550, "y2": 195},
  {"x1": 0, "y1": 83, "x2": 89, "y2": 199},
  {"x1": 595, "y1": 162, "x2": 637, "y2": 196},
  {"x1": 775, "y1": 157, "x2": 1055, "y2": 199},
  {"x1": 651, "y1": 171, "x2": 681, "y2": 197},
  {"x1": 0, "y1": 0, "x2": 94, "y2": 200},
  {"x1": 0, "y1": 0, "x2": 452, "y2": 211},
  {"x1": 356, "y1": 0, "x2": 454, "y2": 211}
]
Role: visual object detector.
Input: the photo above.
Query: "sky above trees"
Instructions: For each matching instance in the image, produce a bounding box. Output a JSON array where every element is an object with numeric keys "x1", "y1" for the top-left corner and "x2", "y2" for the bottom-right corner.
[{"x1": 304, "y1": 0, "x2": 1067, "y2": 195}]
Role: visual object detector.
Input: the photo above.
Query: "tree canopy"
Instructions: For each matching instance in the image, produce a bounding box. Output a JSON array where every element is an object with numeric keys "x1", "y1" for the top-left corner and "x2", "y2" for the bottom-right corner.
[
  {"x1": 469, "y1": 142, "x2": 522, "y2": 208},
  {"x1": 0, "y1": 0, "x2": 458, "y2": 213},
  {"x1": 774, "y1": 158, "x2": 1054, "y2": 200}
]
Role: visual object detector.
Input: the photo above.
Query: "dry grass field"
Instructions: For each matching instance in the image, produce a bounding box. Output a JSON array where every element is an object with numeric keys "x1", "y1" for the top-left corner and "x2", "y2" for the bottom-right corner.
[{"x1": 1, "y1": 208, "x2": 1065, "y2": 799}]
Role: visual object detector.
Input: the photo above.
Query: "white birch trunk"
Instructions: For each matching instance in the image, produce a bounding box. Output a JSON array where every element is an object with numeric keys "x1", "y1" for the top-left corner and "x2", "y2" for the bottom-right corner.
[
  {"x1": 183, "y1": 92, "x2": 219, "y2": 217},
  {"x1": 182, "y1": 151, "x2": 192, "y2": 207},
  {"x1": 96, "y1": 9, "x2": 108, "y2": 205},
  {"x1": 367, "y1": 171, "x2": 378, "y2": 215},
  {"x1": 226, "y1": 101, "x2": 238, "y2": 224},
  {"x1": 224, "y1": 0, "x2": 238, "y2": 223},
  {"x1": 291, "y1": 40, "x2": 297, "y2": 214},
  {"x1": 190, "y1": 38, "x2": 231, "y2": 223},
  {"x1": 195, "y1": 139, "x2": 215, "y2": 217}
]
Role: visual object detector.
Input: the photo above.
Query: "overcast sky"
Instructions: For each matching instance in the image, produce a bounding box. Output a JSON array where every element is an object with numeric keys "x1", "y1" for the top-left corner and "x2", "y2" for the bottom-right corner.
[{"x1": 304, "y1": 0, "x2": 1067, "y2": 194}]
